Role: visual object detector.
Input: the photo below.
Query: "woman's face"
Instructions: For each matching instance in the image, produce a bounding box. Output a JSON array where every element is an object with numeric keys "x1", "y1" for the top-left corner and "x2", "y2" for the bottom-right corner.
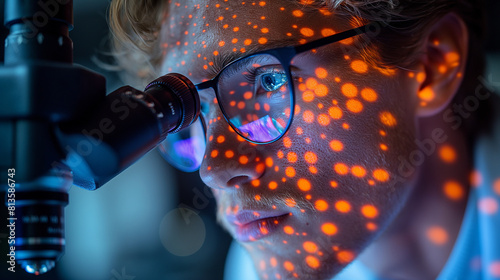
[{"x1": 160, "y1": 1, "x2": 422, "y2": 279}]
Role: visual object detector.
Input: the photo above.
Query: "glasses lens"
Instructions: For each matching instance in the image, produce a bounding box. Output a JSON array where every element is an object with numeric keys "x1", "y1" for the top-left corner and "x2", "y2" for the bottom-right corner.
[
  {"x1": 217, "y1": 54, "x2": 293, "y2": 143},
  {"x1": 158, "y1": 116, "x2": 206, "y2": 172}
]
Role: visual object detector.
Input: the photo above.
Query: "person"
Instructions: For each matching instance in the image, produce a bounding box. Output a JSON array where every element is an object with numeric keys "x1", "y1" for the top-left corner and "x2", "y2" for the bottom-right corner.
[{"x1": 108, "y1": 0, "x2": 500, "y2": 279}]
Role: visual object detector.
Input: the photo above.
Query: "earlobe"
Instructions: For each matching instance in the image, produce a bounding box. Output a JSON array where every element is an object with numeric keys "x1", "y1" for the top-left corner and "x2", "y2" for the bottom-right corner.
[{"x1": 415, "y1": 13, "x2": 469, "y2": 117}]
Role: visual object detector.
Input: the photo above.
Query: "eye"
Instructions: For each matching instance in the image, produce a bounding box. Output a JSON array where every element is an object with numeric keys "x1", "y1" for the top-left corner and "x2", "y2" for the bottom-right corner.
[{"x1": 260, "y1": 72, "x2": 287, "y2": 92}]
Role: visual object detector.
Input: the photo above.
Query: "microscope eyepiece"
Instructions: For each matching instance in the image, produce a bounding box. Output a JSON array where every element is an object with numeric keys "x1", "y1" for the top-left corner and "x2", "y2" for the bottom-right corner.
[{"x1": 145, "y1": 73, "x2": 201, "y2": 134}]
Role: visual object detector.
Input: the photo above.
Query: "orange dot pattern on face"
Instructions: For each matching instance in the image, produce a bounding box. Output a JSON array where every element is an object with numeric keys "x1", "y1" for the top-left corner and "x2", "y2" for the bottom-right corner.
[
  {"x1": 351, "y1": 60, "x2": 368, "y2": 74},
  {"x1": 321, "y1": 28, "x2": 335, "y2": 37},
  {"x1": 328, "y1": 106, "x2": 343, "y2": 119},
  {"x1": 321, "y1": 223, "x2": 338, "y2": 235},
  {"x1": 225, "y1": 150, "x2": 234, "y2": 158},
  {"x1": 315, "y1": 68, "x2": 328, "y2": 79},
  {"x1": 341, "y1": 83, "x2": 358, "y2": 98},
  {"x1": 283, "y1": 137, "x2": 292, "y2": 148},
  {"x1": 239, "y1": 155, "x2": 249, "y2": 164},
  {"x1": 494, "y1": 179, "x2": 500, "y2": 195},
  {"x1": 243, "y1": 91, "x2": 253, "y2": 100},
  {"x1": 269, "y1": 181, "x2": 278, "y2": 190},
  {"x1": 286, "y1": 167, "x2": 296, "y2": 177},
  {"x1": 314, "y1": 200, "x2": 328, "y2": 211},
  {"x1": 309, "y1": 166, "x2": 318, "y2": 174},
  {"x1": 379, "y1": 111, "x2": 397, "y2": 127},
  {"x1": 277, "y1": 150, "x2": 284, "y2": 159},
  {"x1": 329, "y1": 140, "x2": 344, "y2": 152},
  {"x1": 317, "y1": 114, "x2": 330, "y2": 126},
  {"x1": 303, "y1": 110, "x2": 315, "y2": 123},
  {"x1": 300, "y1": 27, "x2": 314, "y2": 37},
  {"x1": 351, "y1": 166, "x2": 366, "y2": 178},
  {"x1": 373, "y1": 169, "x2": 390, "y2": 182},
  {"x1": 439, "y1": 145, "x2": 457, "y2": 163},
  {"x1": 314, "y1": 84, "x2": 329, "y2": 97},
  {"x1": 287, "y1": 152, "x2": 298, "y2": 163},
  {"x1": 366, "y1": 222, "x2": 378, "y2": 231},
  {"x1": 305, "y1": 255, "x2": 320, "y2": 269},
  {"x1": 426, "y1": 226, "x2": 449, "y2": 245},
  {"x1": 211, "y1": 150, "x2": 219, "y2": 158},
  {"x1": 256, "y1": 163, "x2": 265, "y2": 174},
  {"x1": 339, "y1": 35, "x2": 354, "y2": 44},
  {"x1": 334, "y1": 163, "x2": 349, "y2": 175},
  {"x1": 302, "y1": 91, "x2": 315, "y2": 102},
  {"x1": 285, "y1": 198, "x2": 296, "y2": 207},
  {"x1": 361, "y1": 88, "x2": 378, "y2": 102},
  {"x1": 361, "y1": 205, "x2": 379, "y2": 218},
  {"x1": 284, "y1": 261, "x2": 295, "y2": 272},
  {"x1": 270, "y1": 257, "x2": 277, "y2": 267},
  {"x1": 292, "y1": 10, "x2": 304, "y2": 17},
  {"x1": 419, "y1": 88, "x2": 435, "y2": 102},
  {"x1": 439, "y1": 65, "x2": 448, "y2": 74},
  {"x1": 237, "y1": 101, "x2": 245, "y2": 109},
  {"x1": 284, "y1": 225, "x2": 295, "y2": 235},
  {"x1": 416, "y1": 72, "x2": 426, "y2": 83},
  {"x1": 346, "y1": 99, "x2": 363, "y2": 113},
  {"x1": 337, "y1": 250, "x2": 355, "y2": 264},
  {"x1": 265, "y1": 157, "x2": 273, "y2": 167},
  {"x1": 260, "y1": 260, "x2": 266, "y2": 270},
  {"x1": 443, "y1": 181, "x2": 464, "y2": 200},
  {"x1": 303, "y1": 241, "x2": 318, "y2": 253},
  {"x1": 304, "y1": 151, "x2": 318, "y2": 164},
  {"x1": 335, "y1": 200, "x2": 351, "y2": 213},
  {"x1": 306, "y1": 78, "x2": 318, "y2": 89},
  {"x1": 445, "y1": 52, "x2": 460, "y2": 64},
  {"x1": 297, "y1": 178, "x2": 311, "y2": 191},
  {"x1": 217, "y1": 135, "x2": 225, "y2": 143}
]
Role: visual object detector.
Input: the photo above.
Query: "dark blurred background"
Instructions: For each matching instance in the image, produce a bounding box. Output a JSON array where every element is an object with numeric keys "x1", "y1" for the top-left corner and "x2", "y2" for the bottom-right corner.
[
  {"x1": 0, "y1": 1, "x2": 232, "y2": 280},
  {"x1": 0, "y1": 1, "x2": 499, "y2": 280}
]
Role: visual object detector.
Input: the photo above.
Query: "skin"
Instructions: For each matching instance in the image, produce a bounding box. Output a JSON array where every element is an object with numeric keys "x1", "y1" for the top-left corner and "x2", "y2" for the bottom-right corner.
[{"x1": 159, "y1": 1, "x2": 470, "y2": 279}]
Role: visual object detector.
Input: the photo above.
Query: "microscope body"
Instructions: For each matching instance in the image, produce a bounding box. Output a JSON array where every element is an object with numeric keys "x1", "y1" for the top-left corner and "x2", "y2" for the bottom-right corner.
[
  {"x1": 1, "y1": 0, "x2": 199, "y2": 274},
  {"x1": 0, "y1": 0, "x2": 106, "y2": 274}
]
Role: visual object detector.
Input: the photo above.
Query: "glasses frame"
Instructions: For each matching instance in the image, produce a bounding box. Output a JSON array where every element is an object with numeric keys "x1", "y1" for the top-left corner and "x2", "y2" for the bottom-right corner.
[{"x1": 195, "y1": 23, "x2": 373, "y2": 144}]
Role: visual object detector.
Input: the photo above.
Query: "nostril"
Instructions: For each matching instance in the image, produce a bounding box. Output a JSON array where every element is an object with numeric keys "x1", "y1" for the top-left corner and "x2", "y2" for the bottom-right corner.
[{"x1": 226, "y1": 175, "x2": 253, "y2": 188}]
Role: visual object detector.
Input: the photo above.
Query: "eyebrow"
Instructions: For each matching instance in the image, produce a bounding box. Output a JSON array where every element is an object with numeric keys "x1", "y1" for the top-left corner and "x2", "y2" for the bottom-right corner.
[{"x1": 207, "y1": 38, "x2": 300, "y2": 79}]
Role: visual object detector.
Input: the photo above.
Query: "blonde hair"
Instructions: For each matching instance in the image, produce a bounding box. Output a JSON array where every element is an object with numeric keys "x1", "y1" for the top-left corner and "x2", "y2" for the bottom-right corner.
[{"x1": 108, "y1": 0, "x2": 166, "y2": 87}]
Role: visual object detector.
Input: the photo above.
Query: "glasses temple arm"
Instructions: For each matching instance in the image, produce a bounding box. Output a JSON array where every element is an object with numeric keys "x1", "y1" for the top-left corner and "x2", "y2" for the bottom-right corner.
[{"x1": 293, "y1": 23, "x2": 376, "y2": 54}]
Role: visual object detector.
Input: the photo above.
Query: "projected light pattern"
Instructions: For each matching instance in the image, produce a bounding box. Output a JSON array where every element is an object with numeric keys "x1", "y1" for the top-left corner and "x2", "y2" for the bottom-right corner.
[{"x1": 153, "y1": 1, "x2": 490, "y2": 279}]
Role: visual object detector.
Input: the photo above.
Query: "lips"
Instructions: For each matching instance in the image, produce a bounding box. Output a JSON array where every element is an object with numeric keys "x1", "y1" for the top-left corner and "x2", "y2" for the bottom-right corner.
[{"x1": 226, "y1": 210, "x2": 290, "y2": 242}]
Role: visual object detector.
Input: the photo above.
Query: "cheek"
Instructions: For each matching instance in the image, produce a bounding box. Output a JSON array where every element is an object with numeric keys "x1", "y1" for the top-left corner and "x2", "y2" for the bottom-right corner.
[{"x1": 240, "y1": 67, "x2": 419, "y2": 278}]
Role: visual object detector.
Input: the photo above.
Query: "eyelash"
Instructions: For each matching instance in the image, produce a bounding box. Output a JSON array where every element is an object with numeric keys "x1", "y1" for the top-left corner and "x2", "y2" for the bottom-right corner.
[{"x1": 243, "y1": 66, "x2": 279, "y2": 84}]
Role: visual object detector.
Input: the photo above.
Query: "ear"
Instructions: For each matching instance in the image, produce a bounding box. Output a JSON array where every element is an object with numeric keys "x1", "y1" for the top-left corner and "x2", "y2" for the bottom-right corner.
[{"x1": 414, "y1": 13, "x2": 469, "y2": 117}]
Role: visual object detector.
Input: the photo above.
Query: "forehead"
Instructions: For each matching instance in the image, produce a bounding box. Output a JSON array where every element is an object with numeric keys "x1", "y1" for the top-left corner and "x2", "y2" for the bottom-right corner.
[{"x1": 159, "y1": 1, "x2": 352, "y2": 82}]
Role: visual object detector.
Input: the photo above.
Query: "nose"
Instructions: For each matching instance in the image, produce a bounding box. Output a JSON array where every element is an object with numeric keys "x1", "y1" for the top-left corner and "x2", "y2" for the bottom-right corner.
[{"x1": 199, "y1": 112, "x2": 266, "y2": 190}]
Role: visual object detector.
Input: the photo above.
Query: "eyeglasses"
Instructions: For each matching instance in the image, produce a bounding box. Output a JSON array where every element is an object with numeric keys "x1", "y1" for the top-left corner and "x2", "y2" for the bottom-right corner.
[{"x1": 159, "y1": 24, "x2": 373, "y2": 172}]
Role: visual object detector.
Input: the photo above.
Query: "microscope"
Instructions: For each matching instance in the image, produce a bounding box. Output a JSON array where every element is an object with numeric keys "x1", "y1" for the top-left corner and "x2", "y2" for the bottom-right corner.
[{"x1": 0, "y1": 0, "x2": 199, "y2": 275}]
